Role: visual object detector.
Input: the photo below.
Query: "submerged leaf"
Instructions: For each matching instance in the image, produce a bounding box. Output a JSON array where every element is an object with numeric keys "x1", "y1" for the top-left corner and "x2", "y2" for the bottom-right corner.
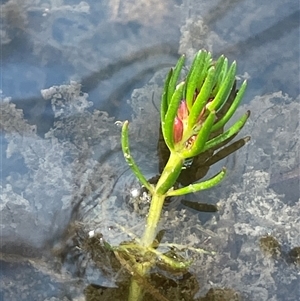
[{"x1": 181, "y1": 200, "x2": 218, "y2": 212}]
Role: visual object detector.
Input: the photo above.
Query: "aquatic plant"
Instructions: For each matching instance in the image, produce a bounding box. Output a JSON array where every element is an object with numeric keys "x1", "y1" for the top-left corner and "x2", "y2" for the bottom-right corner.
[{"x1": 119, "y1": 49, "x2": 250, "y2": 301}]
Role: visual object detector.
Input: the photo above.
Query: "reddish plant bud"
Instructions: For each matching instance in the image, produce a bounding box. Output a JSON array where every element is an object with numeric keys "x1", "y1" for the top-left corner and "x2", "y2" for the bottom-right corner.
[
  {"x1": 173, "y1": 116, "x2": 183, "y2": 144},
  {"x1": 177, "y1": 100, "x2": 189, "y2": 121}
]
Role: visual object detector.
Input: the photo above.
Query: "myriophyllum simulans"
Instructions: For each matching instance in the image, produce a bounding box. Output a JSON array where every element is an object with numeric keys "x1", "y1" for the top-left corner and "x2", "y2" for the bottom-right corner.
[{"x1": 119, "y1": 49, "x2": 250, "y2": 301}]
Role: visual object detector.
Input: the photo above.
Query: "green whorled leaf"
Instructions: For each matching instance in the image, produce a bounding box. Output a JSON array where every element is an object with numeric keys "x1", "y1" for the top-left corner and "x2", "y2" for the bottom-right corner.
[
  {"x1": 177, "y1": 135, "x2": 249, "y2": 186},
  {"x1": 157, "y1": 53, "x2": 249, "y2": 188},
  {"x1": 195, "y1": 53, "x2": 212, "y2": 92},
  {"x1": 215, "y1": 79, "x2": 239, "y2": 116},
  {"x1": 211, "y1": 57, "x2": 228, "y2": 97},
  {"x1": 158, "y1": 82, "x2": 249, "y2": 187},
  {"x1": 183, "y1": 110, "x2": 216, "y2": 158},
  {"x1": 157, "y1": 123, "x2": 250, "y2": 188},
  {"x1": 185, "y1": 50, "x2": 209, "y2": 110},
  {"x1": 214, "y1": 62, "x2": 236, "y2": 112},
  {"x1": 121, "y1": 121, "x2": 153, "y2": 192},
  {"x1": 166, "y1": 168, "x2": 226, "y2": 197},
  {"x1": 167, "y1": 54, "x2": 186, "y2": 105},
  {"x1": 204, "y1": 136, "x2": 251, "y2": 167},
  {"x1": 162, "y1": 81, "x2": 185, "y2": 150},
  {"x1": 158, "y1": 252, "x2": 193, "y2": 271},
  {"x1": 211, "y1": 55, "x2": 225, "y2": 87},
  {"x1": 161, "y1": 68, "x2": 173, "y2": 124},
  {"x1": 215, "y1": 80, "x2": 237, "y2": 122},
  {"x1": 208, "y1": 132, "x2": 239, "y2": 152},
  {"x1": 203, "y1": 110, "x2": 250, "y2": 152},
  {"x1": 208, "y1": 61, "x2": 236, "y2": 112},
  {"x1": 186, "y1": 50, "x2": 206, "y2": 88},
  {"x1": 181, "y1": 200, "x2": 218, "y2": 212},
  {"x1": 219, "y1": 57, "x2": 229, "y2": 83},
  {"x1": 188, "y1": 66, "x2": 216, "y2": 129},
  {"x1": 212, "y1": 80, "x2": 247, "y2": 132}
]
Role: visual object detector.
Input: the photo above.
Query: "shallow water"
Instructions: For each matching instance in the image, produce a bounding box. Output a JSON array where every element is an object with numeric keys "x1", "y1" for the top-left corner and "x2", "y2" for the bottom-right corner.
[{"x1": 1, "y1": 1, "x2": 299, "y2": 300}]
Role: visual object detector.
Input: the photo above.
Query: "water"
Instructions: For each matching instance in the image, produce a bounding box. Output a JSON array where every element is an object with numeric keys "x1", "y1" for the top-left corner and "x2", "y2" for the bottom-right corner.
[{"x1": 1, "y1": 1, "x2": 299, "y2": 300}]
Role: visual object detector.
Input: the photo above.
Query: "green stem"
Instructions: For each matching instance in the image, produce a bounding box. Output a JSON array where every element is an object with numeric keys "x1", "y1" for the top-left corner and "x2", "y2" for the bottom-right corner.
[
  {"x1": 127, "y1": 152, "x2": 183, "y2": 300},
  {"x1": 128, "y1": 263, "x2": 149, "y2": 301},
  {"x1": 155, "y1": 152, "x2": 184, "y2": 195},
  {"x1": 126, "y1": 195, "x2": 165, "y2": 301},
  {"x1": 141, "y1": 193, "x2": 166, "y2": 247},
  {"x1": 128, "y1": 280, "x2": 144, "y2": 301},
  {"x1": 141, "y1": 152, "x2": 184, "y2": 247},
  {"x1": 140, "y1": 152, "x2": 183, "y2": 247}
]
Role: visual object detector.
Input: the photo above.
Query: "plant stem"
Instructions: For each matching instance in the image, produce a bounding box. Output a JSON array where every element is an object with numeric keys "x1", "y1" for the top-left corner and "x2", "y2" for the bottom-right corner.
[
  {"x1": 155, "y1": 152, "x2": 184, "y2": 195},
  {"x1": 128, "y1": 280, "x2": 144, "y2": 301},
  {"x1": 128, "y1": 263, "x2": 149, "y2": 301},
  {"x1": 141, "y1": 193, "x2": 166, "y2": 247},
  {"x1": 141, "y1": 152, "x2": 183, "y2": 247},
  {"x1": 127, "y1": 152, "x2": 183, "y2": 300}
]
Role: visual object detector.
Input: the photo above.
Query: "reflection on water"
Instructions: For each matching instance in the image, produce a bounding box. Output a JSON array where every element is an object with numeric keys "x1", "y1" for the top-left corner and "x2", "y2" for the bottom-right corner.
[
  {"x1": 1, "y1": 0, "x2": 299, "y2": 300},
  {"x1": 1, "y1": 0, "x2": 180, "y2": 127}
]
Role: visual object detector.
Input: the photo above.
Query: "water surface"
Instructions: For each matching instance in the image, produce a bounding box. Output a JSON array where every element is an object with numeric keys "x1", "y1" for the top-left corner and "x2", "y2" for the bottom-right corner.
[{"x1": 1, "y1": 0, "x2": 299, "y2": 300}]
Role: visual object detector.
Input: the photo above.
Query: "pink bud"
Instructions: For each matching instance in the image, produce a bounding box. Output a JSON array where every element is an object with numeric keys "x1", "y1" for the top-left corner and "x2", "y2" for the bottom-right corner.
[
  {"x1": 177, "y1": 100, "x2": 189, "y2": 121},
  {"x1": 173, "y1": 116, "x2": 183, "y2": 144}
]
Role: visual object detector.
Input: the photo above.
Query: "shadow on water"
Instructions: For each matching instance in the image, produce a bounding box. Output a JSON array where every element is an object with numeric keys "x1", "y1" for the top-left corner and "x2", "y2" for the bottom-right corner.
[{"x1": 217, "y1": 10, "x2": 300, "y2": 57}]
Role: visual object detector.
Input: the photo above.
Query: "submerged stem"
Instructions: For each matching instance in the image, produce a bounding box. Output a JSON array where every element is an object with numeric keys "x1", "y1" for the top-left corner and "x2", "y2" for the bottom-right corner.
[{"x1": 141, "y1": 194, "x2": 166, "y2": 247}]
